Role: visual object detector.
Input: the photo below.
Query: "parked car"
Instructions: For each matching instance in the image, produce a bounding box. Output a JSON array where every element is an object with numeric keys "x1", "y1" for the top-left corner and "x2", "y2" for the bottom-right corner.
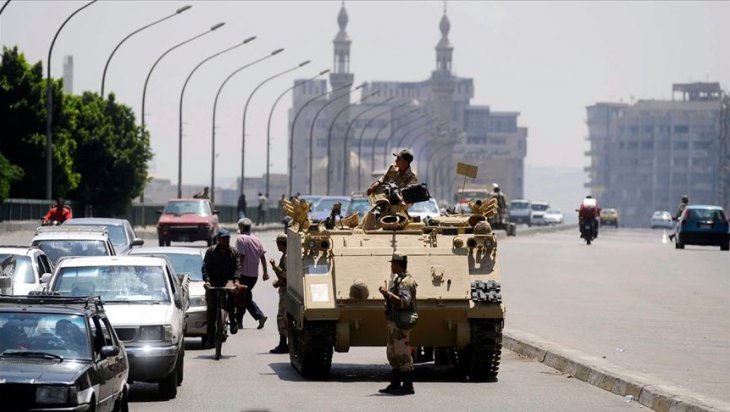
[
  {"x1": 650, "y1": 211, "x2": 673, "y2": 229},
  {"x1": 47, "y1": 256, "x2": 189, "y2": 399},
  {"x1": 64, "y1": 218, "x2": 144, "y2": 255},
  {"x1": 0, "y1": 294, "x2": 129, "y2": 411},
  {"x1": 530, "y1": 201, "x2": 550, "y2": 226},
  {"x1": 310, "y1": 196, "x2": 352, "y2": 222},
  {"x1": 508, "y1": 199, "x2": 532, "y2": 226},
  {"x1": 408, "y1": 199, "x2": 441, "y2": 223},
  {"x1": 349, "y1": 195, "x2": 371, "y2": 219},
  {"x1": 675, "y1": 205, "x2": 730, "y2": 251},
  {"x1": 128, "y1": 247, "x2": 207, "y2": 342},
  {"x1": 156, "y1": 199, "x2": 219, "y2": 247},
  {"x1": 31, "y1": 226, "x2": 116, "y2": 265},
  {"x1": 542, "y1": 208, "x2": 564, "y2": 225},
  {"x1": 0, "y1": 246, "x2": 54, "y2": 295},
  {"x1": 600, "y1": 208, "x2": 620, "y2": 227}
]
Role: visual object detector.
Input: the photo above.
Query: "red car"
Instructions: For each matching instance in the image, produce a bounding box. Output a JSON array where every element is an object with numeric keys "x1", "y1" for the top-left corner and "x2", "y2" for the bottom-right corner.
[{"x1": 156, "y1": 199, "x2": 220, "y2": 246}]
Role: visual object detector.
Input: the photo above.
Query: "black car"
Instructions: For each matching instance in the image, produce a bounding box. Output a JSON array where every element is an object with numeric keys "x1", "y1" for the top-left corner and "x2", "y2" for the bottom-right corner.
[{"x1": 0, "y1": 295, "x2": 129, "y2": 411}]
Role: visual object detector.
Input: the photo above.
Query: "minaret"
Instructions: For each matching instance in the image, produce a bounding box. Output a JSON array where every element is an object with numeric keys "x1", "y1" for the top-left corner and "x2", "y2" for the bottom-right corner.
[
  {"x1": 326, "y1": 3, "x2": 354, "y2": 194},
  {"x1": 435, "y1": 7, "x2": 454, "y2": 74}
]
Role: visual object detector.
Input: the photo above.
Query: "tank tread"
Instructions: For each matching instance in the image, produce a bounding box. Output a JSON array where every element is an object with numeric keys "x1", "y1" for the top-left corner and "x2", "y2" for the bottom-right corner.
[
  {"x1": 289, "y1": 319, "x2": 334, "y2": 379},
  {"x1": 459, "y1": 319, "x2": 503, "y2": 381}
]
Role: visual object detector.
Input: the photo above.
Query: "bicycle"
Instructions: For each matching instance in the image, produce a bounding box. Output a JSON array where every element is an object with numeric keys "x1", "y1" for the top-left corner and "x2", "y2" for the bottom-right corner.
[{"x1": 205, "y1": 285, "x2": 236, "y2": 360}]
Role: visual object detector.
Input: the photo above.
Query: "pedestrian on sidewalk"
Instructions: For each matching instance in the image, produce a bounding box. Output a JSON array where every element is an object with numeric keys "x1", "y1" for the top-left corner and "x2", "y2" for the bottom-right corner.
[
  {"x1": 257, "y1": 193, "x2": 267, "y2": 226},
  {"x1": 235, "y1": 218, "x2": 268, "y2": 329}
]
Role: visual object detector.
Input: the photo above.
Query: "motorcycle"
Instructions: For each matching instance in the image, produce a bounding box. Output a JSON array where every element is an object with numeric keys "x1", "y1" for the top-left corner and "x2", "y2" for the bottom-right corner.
[{"x1": 579, "y1": 217, "x2": 597, "y2": 245}]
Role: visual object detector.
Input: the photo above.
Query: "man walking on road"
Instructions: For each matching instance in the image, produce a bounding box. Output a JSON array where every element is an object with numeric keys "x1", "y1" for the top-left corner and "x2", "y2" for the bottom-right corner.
[
  {"x1": 269, "y1": 233, "x2": 288, "y2": 353},
  {"x1": 235, "y1": 218, "x2": 268, "y2": 329},
  {"x1": 257, "y1": 193, "x2": 268, "y2": 226}
]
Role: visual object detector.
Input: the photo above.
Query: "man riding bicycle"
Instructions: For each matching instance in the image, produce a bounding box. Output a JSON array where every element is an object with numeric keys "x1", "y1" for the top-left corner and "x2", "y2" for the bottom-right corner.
[{"x1": 202, "y1": 229, "x2": 242, "y2": 348}]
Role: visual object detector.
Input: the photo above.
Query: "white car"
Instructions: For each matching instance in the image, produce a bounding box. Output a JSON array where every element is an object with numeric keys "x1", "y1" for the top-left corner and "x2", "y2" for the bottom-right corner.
[
  {"x1": 651, "y1": 211, "x2": 674, "y2": 229},
  {"x1": 46, "y1": 256, "x2": 188, "y2": 399},
  {"x1": 31, "y1": 226, "x2": 116, "y2": 265},
  {"x1": 530, "y1": 201, "x2": 550, "y2": 226},
  {"x1": 408, "y1": 199, "x2": 441, "y2": 223},
  {"x1": 128, "y1": 247, "x2": 207, "y2": 342},
  {"x1": 543, "y1": 208, "x2": 564, "y2": 225},
  {"x1": 0, "y1": 246, "x2": 54, "y2": 295}
]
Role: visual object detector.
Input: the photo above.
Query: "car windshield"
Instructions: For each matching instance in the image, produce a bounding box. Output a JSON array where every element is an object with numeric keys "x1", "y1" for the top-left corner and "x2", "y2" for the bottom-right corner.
[
  {"x1": 653, "y1": 211, "x2": 668, "y2": 218},
  {"x1": 602, "y1": 209, "x2": 617, "y2": 216},
  {"x1": 164, "y1": 201, "x2": 210, "y2": 215},
  {"x1": 410, "y1": 200, "x2": 439, "y2": 213},
  {"x1": 314, "y1": 199, "x2": 351, "y2": 213},
  {"x1": 545, "y1": 209, "x2": 561, "y2": 215},
  {"x1": 67, "y1": 224, "x2": 126, "y2": 247},
  {"x1": 687, "y1": 208, "x2": 726, "y2": 221},
  {"x1": 0, "y1": 313, "x2": 91, "y2": 360},
  {"x1": 531, "y1": 204, "x2": 549, "y2": 211},
  {"x1": 159, "y1": 253, "x2": 203, "y2": 281},
  {"x1": 35, "y1": 240, "x2": 108, "y2": 264},
  {"x1": 52, "y1": 265, "x2": 169, "y2": 304},
  {"x1": 511, "y1": 201, "x2": 530, "y2": 210},
  {"x1": 350, "y1": 199, "x2": 370, "y2": 216},
  {"x1": 0, "y1": 255, "x2": 35, "y2": 284}
]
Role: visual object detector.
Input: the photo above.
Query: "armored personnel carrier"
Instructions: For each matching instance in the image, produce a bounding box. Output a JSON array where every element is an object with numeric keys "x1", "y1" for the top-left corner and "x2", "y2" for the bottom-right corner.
[{"x1": 282, "y1": 196, "x2": 505, "y2": 381}]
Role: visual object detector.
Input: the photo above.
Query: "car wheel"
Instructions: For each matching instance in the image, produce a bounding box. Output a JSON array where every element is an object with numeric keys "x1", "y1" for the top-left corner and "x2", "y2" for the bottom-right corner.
[
  {"x1": 159, "y1": 366, "x2": 178, "y2": 399},
  {"x1": 158, "y1": 238, "x2": 166, "y2": 247},
  {"x1": 721, "y1": 243, "x2": 729, "y2": 251},
  {"x1": 165, "y1": 239, "x2": 171, "y2": 247},
  {"x1": 112, "y1": 389, "x2": 128, "y2": 412}
]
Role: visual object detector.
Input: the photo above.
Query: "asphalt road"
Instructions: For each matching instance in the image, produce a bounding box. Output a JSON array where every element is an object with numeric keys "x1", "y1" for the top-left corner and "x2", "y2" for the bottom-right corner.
[
  {"x1": 0, "y1": 227, "x2": 643, "y2": 411},
  {"x1": 501, "y1": 226, "x2": 730, "y2": 404}
]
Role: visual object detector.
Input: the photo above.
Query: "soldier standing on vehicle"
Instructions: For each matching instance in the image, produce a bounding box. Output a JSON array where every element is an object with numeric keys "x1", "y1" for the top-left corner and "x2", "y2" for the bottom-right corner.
[
  {"x1": 202, "y1": 229, "x2": 242, "y2": 347},
  {"x1": 269, "y1": 234, "x2": 288, "y2": 354},
  {"x1": 378, "y1": 252, "x2": 418, "y2": 396},
  {"x1": 669, "y1": 195, "x2": 689, "y2": 241},
  {"x1": 363, "y1": 150, "x2": 418, "y2": 229}
]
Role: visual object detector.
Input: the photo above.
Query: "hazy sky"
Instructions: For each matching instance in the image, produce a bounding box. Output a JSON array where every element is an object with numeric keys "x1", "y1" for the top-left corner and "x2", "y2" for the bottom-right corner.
[{"x1": 1, "y1": 1, "x2": 728, "y2": 188}]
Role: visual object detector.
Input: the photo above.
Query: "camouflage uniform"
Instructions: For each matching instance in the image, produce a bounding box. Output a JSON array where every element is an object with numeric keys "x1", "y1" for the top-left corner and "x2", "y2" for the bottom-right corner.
[
  {"x1": 273, "y1": 253, "x2": 287, "y2": 335},
  {"x1": 385, "y1": 272, "x2": 417, "y2": 372}
]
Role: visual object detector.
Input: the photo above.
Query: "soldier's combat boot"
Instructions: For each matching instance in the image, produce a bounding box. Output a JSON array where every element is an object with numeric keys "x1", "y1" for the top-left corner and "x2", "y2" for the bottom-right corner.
[
  {"x1": 269, "y1": 334, "x2": 289, "y2": 354},
  {"x1": 392, "y1": 371, "x2": 415, "y2": 395},
  {"x1": 378, "y1": 369, "x2": 401, "y2": 394}
]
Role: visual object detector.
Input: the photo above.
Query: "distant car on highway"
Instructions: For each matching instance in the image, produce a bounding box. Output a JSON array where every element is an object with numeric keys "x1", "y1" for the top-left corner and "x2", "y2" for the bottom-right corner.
[
  {"x1": 530, "y1": 201, "x2": 550, "y2": 226},
  {"x1": 0, "y1": 246, "x2": 54, "y2": 295},
  {"x1": 650, "y1": 211, "x2": 673, "y2": 229},
  {"x1": 509, "y1": 199, "x2": 532, "y2": 226},
  {"x1": 408, "y1": 199, "x2": 441, "y2": 223},
  {"x1": 542, "y1": 208, "x2": 564, "y2": 225},
  {"x1": 156, "y1": 199, "x2": 219, "y2": 247},
  {"x1": 64, "y1": 217, "x2": 144, "y2": 254},
  {"x1": 599, "y1": 208, "x2": 620, "y2": 227},
  {"x1": 31, "y1": 226, "x2": 116, "y2": 265},
  {"x1": 674, "y1": 205, "x2": 729, "y2": 251}
]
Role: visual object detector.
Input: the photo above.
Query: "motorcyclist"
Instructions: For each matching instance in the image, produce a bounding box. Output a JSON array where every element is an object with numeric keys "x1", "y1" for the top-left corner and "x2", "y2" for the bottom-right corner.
[
  {"x1": 668, "y1": 195, "x2": 689, "y2": 241},
  {"x1": 42, "y1": 197, "x2": 73, "y2": 225},
  {"x1": 578, "y1": 195, "x2": 601, "y2": 238}
]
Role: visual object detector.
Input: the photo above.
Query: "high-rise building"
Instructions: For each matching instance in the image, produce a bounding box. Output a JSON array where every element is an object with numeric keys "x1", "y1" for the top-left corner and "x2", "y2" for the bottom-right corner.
[
  {"x1": 288, "y1": 5, "x2": 527, "y2": 202},
  {"x1": 62, "y1": 55, "x2": 73, "y2": 94},
  {"x1": 585, "y1": 82, "x2": 730, "y2": 226}
]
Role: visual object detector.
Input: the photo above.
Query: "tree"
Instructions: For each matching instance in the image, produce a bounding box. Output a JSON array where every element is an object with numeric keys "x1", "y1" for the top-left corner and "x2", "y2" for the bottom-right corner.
[
  {"x1": 0, "y1": 152, "x2": 23, "y2": 202},
  {"x1": 64, "y1": 92, "x2": 151, "y2": 216},
  {"x1": 0, "y1": 46, "x2": 79, "y2": 198}
]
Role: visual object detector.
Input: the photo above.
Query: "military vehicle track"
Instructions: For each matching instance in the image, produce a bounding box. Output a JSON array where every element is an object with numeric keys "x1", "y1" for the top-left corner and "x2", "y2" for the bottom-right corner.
[
  {"x1": 458, "y1": 319, "x2": 503, "y2": 381},
  {"x1": 288, "y1": 319, "x2": 335, "y2": 379}
]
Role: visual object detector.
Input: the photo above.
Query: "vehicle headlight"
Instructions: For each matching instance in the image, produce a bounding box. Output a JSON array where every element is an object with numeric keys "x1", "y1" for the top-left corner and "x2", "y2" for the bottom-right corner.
[
  {"x1": 189, "y1": 296, "x2": 206, "y2": 307},
  {"x1": 138, "y1": 325, "x2": 164, "y2": 341},
  {"x1": 36, "y1": 386, "x2": 69, "y2": 404}
]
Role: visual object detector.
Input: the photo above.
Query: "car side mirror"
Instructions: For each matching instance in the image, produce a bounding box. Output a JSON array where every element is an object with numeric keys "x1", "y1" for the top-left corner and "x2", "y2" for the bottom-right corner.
[
  {"x1": 100, "y1": 345, "x2": 120, "y2": 358},
  {"x1": 156, "y1": 209, "x2": 163, "y2": 215},
  {"x1": 40, "y1": 273, "x2": 52, "y2": 284},
  {"x1": 174, "y1": 293, "x2": 183, "y2": 309},
  {"x1": 131, "y1": 238, "x2": 144, "y2": 246},
  {"x1": 212, "y1": 209, "x2": 220, "y2": 215}
]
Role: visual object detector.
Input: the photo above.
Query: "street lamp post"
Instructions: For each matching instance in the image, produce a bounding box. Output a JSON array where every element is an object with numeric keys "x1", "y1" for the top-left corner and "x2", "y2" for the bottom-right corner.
[
  {"x1": 141, "y1": 22, "x2": 225, "y2": 130},
  {"x1": 355, "y1": 101, "x2": 410, "y2": 189},
  {"x1": 381, "y1": 114, "x2": 429, "y2": 169},
  {"x1": 210, "y1": 48, "x2": 284, "y2": 203},
  {"x1": 0, "y1": 1, "x2": 11, "y2": 18},
  {"x1": 369, "y1": 108, "x2": 420, "y2": 173},
  {"x1": 288, "y1": 81, "x2": 352, "y2": 196},
  {"x1": 177, "y1": 36, "x2": 256, "y2": 199},
  {"x1": 240, "y1": 58, "x2": 310, "y2": 196},
  {"x1": 101, "y1": 5, "x2": 192, "y2": 96},
  {"x1": 45, "y1": 0, "x2": 97, "y2": 201},
  {"x1": 325, "y1": 89, "x2": 379, "y2": 195},
  {"x1": 341, "y1": 95, "x2": 394, "y2": 194},
  {"x1": 265, "y1": 69, "x2": 330, "y2": 197},
  {"x1": 396, "y1": 120, "x2": 448, "y2": 151},
  {"x1": 307, "y1": 83, "x2": 361, "y2": 194}
]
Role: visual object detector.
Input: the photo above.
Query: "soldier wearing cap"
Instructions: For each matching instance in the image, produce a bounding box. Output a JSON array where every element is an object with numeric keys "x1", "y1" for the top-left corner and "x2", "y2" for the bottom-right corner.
[
  {"x1": 269, "y1": 233, "x2": 289, "y2": 353},
  {"x1": 202, "y1": 228, "x2": 242, "y2": 347},
  {"x1": 367, "y1": 149, "x2": 418, "y2": 196},
  {"x1": 378, "y1": 252, "x2": 418, "y2": 395}
]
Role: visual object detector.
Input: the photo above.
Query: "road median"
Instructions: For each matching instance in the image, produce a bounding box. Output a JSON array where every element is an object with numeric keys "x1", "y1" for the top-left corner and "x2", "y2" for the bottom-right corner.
[{"x1": 504, "y1": 328, "x2": 730, "y2": 412}]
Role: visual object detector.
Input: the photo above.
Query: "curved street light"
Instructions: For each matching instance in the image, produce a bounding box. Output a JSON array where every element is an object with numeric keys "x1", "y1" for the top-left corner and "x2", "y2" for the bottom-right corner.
[
  {"x1": 210, "y1": 48, "x2": 284, "y2": 203},
  {"x1": 101, "y1": 5, "x2": 192, "y2": 96},
  {"x1": 0, "y1": 1, "x2": 12, "y2": 18},
  {"x1": 141, "y1": 21, "x2": 225, "y2": 129},
  {"x1": 355, "y1": 101, "x2": 410, "y2": 189},
  {"x1": 307, "y1": 83, "x2": 361, "y2": 194},
  {"x1": 396, "y1": 120, "x2": 448, "y2": 151},
  {"x1": 45, "y1": 0, "x2": 97, "y2": 201},
  {"x1": 341, "y1": 96, "x2": 394, "y2": 194},
  {"x1": 288, "y1": 81, "x2": 352, "y2": 196},
  {"x1": 176, "y1": 36, "x2": 256, "y2": 198},
  {"x1": 265, "y1": 68, "x2": 330, "y2": 196},
  {"x1": 240, "y1": 57, "x2": 311, "y2": 196},
  {"x1": 325, "y1": 89, "x2": 379, "y2": 195},
  {"x1": 369, "y1": 108, "x2": 420, "y2": 173},
  {"x1": 381, "y1": 113, "x2": 429, "y2": 169}
]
